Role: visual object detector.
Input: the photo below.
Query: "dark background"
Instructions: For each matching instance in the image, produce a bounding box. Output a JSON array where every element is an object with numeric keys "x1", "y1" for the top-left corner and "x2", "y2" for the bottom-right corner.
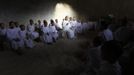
[{"x1": 0, "y1": 0, "x2": 134, "y2": 24}]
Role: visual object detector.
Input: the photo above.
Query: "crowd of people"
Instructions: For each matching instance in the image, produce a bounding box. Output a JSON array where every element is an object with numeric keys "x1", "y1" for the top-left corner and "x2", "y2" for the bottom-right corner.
[
  {"x1": 0, "y1": 14, "x2": 134, "y2": 75},
  {"x1": 0, "y1": 16, "x2": 93, "y2": 52}
]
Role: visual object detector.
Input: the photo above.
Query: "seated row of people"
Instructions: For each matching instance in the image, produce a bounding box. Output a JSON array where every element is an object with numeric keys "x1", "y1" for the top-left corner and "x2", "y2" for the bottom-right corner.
[{"x1": 0, "y1": 16, "x2": 94, "y2": 51}]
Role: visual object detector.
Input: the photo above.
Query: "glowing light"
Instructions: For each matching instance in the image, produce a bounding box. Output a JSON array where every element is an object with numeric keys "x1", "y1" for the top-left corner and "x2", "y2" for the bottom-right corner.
[{"x1": 53, "y1": 3, "x2": 77, "y2": 24}]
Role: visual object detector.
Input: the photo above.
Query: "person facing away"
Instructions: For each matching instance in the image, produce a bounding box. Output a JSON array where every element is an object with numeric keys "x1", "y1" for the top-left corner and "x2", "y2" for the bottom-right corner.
[{"x1": 97, "y1": 40, "x2": 123, "y2": 75}]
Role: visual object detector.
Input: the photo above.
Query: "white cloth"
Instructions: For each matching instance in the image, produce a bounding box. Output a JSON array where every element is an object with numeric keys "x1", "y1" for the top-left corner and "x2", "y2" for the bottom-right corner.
[
  {"x1": 76, "y1": 22, "x2": 82, "y2": 33},
  {"x1": 6, "y1": 28, "x2": 19, "y2": 49},
  {"x1": 27, "y1": 24, "x2": 35, "y2": 32},
  {"x1": 55, "y1": 23, "x2": 62, "y2": 29},
  {"x1": 101, "y1": 29, "x2": 113, "y2": 41},
  {"x1": 49, "y1": 25, "x2": 58, "y2": 40},
  {"x1": 42, "y1": 26, "x2": 53, "y2": 43},
  {"x1": 26, "y1": 24, "x2": 35, "y2": 48},
  {"x1": 31, "y1": 31, "x2": 39, "y2": 39},
  {"x1": 18, "y1": 30, "x2": 27, "y2": 48},
  {"x1": 62, "y1": 20, "x2": 70, "y2": 31}
]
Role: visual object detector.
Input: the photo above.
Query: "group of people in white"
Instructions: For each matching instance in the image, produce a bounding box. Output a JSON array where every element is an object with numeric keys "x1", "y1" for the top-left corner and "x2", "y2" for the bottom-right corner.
[
  {"x1": 0, "y1": 16, "x2": 94, "y2": 51},
  {"x1": 0, "y1": 14, "x2": 133, "y2": 75}
]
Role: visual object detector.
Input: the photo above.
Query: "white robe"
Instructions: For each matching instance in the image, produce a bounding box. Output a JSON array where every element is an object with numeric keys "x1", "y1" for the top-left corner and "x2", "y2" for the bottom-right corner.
[
  {"x1": 62, "y1": 20, "x2": 70, "y2": 31},
  {"x1": 26, "y1": 24, "x2": 35, "y2": 48},
  {"x1": 27, "y1": 24, "x2": 35, "y2": 32},
  {"x1": 49, "y1": 25, "x2": 58, "y2": 40},
  {"x1": 18, "y1": 30, "x2": 27, "y2": 48},
  {"x1": 6, "y1": 28, "x2": 19, "y2": 50},
  {"x1": 42, "y1": 26, "x2": 53, "y2": 43},
  {"x1": 101, "y1": 28, "x2": 113, "y2": 41},
  {"x1": 66, "y1": 21, "x2": 76, "y2": 39},
  {"x1": 76, "y1": 22, "x2": 82, "y2": 33}
]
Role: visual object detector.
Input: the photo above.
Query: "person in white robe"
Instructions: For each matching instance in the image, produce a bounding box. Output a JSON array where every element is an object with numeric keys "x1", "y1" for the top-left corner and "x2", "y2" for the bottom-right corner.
[
  {"x1": 55, "y1": 19, "x2": 62, "y2": 30},
  {"x1": 18, "y1": 25, "x2": 27, "y2": 48},
  {"x1": 76, "y1": 20, "x2": 82, "y2": 34},
  {"x1": 55, "y1": 19, "x2": 62, "y2": 38},
  {"x1": 67, "y1": 17, "x2": 76, "y2": 39},
  {"x1": 6, "y1": 21, "x2": 20, "y2": 50},
  {"x1": 42, "y1": 20, "x2": 53, "y2": 44},
  {"x1": 14, "y1": 21, "x2": 20, "y2": 32},
  {"x1": 26, "y1": 19, "x2": 35, "y2": 48},
  {"x1": 62, "y1": 16, "x2": 70, "y2": 38},
  {"x1": 49, "y1": 19, "x2": 58, "y2": 42}
]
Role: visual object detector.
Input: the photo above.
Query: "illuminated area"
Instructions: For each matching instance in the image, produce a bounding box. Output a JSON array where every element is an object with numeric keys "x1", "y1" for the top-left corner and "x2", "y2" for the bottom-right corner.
[{"x1": 53, "y1": 3, "x2": 77, "y2": 24}]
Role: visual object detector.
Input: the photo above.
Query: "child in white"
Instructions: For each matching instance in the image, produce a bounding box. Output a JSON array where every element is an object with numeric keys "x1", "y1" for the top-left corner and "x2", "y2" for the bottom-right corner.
[
  {"x1": 18, "y1": 25, "x2": 27, "y2": 48},
  {"x1": 26, "y1": 19, "x2": 35, "y2": 48},
  {"x1": 49, "y1": 19, "x2": 58, "y2": 42},
  {"x1": 6, "y1": 21, "x2": 19, "y2": 50},
  {"x1": 42, "y1": 20, "x2": 53, "y2": 44}
]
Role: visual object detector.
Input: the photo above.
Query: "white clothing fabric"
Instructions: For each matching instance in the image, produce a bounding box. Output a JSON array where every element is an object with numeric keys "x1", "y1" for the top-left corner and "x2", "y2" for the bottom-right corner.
[
  {"x1": 6, "y1": 28, "x2": 19, "y2": 50},
  {"x1": 42, "y1": 26, "x2": 53, "y2": 43},
  {"x1": 101, "y1": 28, "x2": 113, "y2": 41}
]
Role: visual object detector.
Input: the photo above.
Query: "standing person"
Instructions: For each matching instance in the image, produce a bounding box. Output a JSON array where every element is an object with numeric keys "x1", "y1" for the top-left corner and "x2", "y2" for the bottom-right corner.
[
  {"x1": 67, "y1": 17, "x2": 76, "y2": 39},
  {"x1": 49, "y1": 19, "x2": 58, "y2": 42},
  {"x1": 6, "y1": 21, "x2": 20, "y2": 51},
  {"x1": 14, "y1": 21, "x2": 20, "y2": 32},
  {"x1": 55, "y1": 19, "x2": 62, "y2": 38},
  {"x1": 55, "y1": 19, "x2": 62, "y2": 30},
  {"x1": 42, "y1": 20, "x2": 53, "y2": 44},
  {"x1": 27, "y1": 19, "x2": 35, "y2": 33},
  {"x1": 18, "y1": 25, "x2": 27, "y2": 49},
  {"x1": 36, "y1": 20, "x2": 42, "y2": 29},
  {"x1": 26, "y1": 19, "x2": 35, "y2": 48},
  {"x1": 62, "y1": 16, "x2": 69, "y2": 38},
  {"x1": 0, "y1": 23, "x2": 7, "y2": 50}
]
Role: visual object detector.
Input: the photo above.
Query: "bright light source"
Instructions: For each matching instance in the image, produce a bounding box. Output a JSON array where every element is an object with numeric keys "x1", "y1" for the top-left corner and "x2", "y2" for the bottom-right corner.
[{"x1": 53, "y1": 3, "x2": 77, "y2": 24}]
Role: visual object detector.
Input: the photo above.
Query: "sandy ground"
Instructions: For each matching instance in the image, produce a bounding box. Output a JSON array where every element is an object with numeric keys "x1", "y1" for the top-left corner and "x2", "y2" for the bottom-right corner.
[{"x1": 0, "y1": 31, "x2": 97, "y2": 75}]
